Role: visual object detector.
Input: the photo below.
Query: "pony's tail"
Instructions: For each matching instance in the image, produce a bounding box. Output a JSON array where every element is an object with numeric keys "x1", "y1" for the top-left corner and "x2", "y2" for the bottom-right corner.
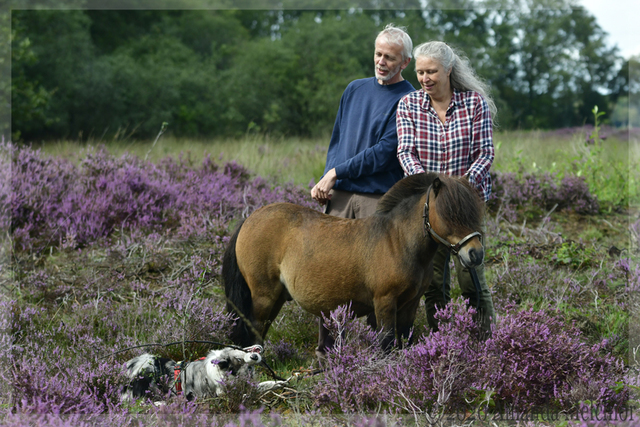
[{"x1": 223, "y1": 219, "x2": 256, "y2": 347}]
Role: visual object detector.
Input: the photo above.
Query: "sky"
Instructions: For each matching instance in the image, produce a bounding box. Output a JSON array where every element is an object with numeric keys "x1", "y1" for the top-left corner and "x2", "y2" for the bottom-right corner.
[{"x1": 579, "y1": 0, "x2": 640, "y2": 59}]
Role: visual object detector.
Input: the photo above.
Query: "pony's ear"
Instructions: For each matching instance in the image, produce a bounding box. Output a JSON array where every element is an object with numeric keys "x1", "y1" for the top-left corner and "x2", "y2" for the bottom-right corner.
[{"x1": 432, "y1": 177, "x2": 442, "y2": 196}]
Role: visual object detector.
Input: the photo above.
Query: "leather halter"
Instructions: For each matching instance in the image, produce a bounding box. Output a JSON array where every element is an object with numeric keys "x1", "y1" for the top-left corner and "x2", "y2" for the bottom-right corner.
[{"x1": 422, "y1": 186, "x2": 482, "y2": 256}]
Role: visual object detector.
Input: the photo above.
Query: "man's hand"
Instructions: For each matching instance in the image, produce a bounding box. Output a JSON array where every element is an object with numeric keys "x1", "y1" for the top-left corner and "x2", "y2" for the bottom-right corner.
[{"x1": 311, "y1": 168, "x2": 337, "y2": 205}]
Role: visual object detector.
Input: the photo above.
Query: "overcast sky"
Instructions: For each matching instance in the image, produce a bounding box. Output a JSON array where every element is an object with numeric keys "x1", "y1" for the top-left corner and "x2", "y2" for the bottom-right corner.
[{"x1": 579, "y1": 0, "x2": 639, "y2": 59}]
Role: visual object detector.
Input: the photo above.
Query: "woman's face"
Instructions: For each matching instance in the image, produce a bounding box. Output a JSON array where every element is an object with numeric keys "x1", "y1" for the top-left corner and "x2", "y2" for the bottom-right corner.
[{"x1": 415, "y1": 56, "x2": 452, "y2": 101}]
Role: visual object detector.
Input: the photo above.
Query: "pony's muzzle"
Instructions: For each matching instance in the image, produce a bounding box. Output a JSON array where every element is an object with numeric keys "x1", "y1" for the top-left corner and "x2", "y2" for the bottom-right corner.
[
  {"x1": 468, "y1": 246, "x2": 484, "y2": 265},
  {"x1": 459, "y1": 245, "x2": 484, "y2": 268}
]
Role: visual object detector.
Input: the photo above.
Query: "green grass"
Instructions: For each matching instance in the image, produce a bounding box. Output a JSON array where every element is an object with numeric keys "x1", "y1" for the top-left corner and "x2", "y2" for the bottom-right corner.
[
  {"x1": 36, "y1": 129, "x2": 637, "y2": 190},
  {"x1": 35, "y1": 134, "x2": 330, "y2": 188},
  {"x1": 492, "y1": 130, "x2": 632, "y2": 174},
  {"x1": 494, "y1": 130, "x2": 639, "y2": 209},
  {"x1": 34, "y1": 128, "x2": 640, "y2": 216}
]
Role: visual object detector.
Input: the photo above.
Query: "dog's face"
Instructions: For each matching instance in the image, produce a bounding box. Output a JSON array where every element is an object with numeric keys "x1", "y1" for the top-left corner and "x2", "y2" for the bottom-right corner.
[
  {"x1": 181, "y1": 346, "x2": 263, "y2": 400},
  {"x1": 206, "y1": 347, "x2": 262, "y2": 376}
]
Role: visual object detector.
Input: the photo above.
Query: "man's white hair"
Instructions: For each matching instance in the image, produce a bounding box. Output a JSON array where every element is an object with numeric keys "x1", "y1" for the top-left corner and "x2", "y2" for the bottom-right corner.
[{"x1": 376, "y1": 23, "x2": 413, "y2": 61}]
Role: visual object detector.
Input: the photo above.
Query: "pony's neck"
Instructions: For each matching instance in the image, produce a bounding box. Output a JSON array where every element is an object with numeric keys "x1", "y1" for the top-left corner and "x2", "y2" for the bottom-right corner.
[
  {"x1": 385, "y1": 192, "x2": 429, "y2": 246},
  {"x1": 399, "y1": 192, "x2": 440, "y2": 264}
]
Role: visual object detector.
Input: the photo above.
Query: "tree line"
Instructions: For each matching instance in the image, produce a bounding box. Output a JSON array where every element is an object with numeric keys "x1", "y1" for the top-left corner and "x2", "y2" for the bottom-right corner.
[{"x1": 8, "y1": 0, "x2": 634, "y2": 142}]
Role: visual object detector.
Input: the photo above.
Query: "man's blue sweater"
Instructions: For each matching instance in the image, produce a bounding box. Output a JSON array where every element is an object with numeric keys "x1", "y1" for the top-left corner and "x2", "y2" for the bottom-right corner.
[{"x1": 324, "y1": 77, "x2": 415, "y2": 194}]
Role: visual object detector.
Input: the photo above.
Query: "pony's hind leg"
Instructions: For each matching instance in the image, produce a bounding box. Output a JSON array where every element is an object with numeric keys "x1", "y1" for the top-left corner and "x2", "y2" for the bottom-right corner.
[{"x1": 316, "y1": 323, "x2": 335, "y2": 360}]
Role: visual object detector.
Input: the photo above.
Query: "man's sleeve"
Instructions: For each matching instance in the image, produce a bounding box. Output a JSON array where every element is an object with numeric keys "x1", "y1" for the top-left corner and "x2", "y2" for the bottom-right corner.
[{"x1": 334, "y1": 109, "x2": 403, "y2": 180}]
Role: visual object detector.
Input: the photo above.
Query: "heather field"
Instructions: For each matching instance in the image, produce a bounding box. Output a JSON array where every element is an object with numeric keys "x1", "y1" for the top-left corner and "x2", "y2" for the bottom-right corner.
[{"x1": 2, "y1": 127, "x2": 640, "y2": 426}]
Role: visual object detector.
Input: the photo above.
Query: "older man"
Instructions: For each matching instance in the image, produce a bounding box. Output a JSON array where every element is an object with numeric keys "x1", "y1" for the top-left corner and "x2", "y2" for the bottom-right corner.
[{"x1": 311, "y1": 24, "x2": 415, "y2": 218}]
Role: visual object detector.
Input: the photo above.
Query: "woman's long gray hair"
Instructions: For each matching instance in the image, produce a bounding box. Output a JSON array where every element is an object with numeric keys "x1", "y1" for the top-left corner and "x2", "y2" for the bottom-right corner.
[{"x1": 414, "y1": 41, "x2": 497, "y2": 125}]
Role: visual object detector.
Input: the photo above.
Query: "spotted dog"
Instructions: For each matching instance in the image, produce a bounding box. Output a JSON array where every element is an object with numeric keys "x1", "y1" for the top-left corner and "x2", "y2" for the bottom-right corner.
[
  {"x1": 178, "y1": 347, "x2": 262, "y2": 400},
  {"x1": 121, "y1": 345, "x2": 263, "y2": 402}
]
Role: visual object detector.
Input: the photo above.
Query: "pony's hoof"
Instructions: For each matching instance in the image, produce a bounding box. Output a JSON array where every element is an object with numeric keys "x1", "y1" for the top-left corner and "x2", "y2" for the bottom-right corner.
[{"x1": 315, "y1": 348, "x2": 329, "y2": 365}]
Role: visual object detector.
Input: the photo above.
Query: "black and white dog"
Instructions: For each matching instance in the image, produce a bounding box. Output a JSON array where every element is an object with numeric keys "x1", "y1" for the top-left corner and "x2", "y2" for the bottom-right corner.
[
  {"x1": 178, "y1": 347, "x2": 262, "y2": 400},
  {"x1": 121, "y1": 346, "x2": 263, "y2": 402}
]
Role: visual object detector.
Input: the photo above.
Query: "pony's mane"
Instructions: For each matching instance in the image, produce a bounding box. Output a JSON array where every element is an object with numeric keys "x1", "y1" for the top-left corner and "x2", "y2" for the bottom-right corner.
[
  {"x1": 376, "y1": 173, "x2": 438, "y2": 214},
  {"x1": 376, "y1": 173, "x2": 484, "y2": 232},
  {"x1": 434, "y1": 176, "x2": 484, "y2": 233}
]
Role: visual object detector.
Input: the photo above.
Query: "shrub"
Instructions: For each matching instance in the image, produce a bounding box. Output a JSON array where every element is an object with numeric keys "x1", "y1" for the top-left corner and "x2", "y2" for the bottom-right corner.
[
  {"x1": 5, "y1": 142, "x2": 316, "y2": 252},
  {"x1": 313, "y1": 305, "x2": 391, "y2": 413},
  {"x1": 312, "y1": 300, "x2": 628, "y2": 416},
  {"x1": 480, "y1": 304, "x2": 627, "y2": 412},
  {"x1": 489, "y1": 170, "x2": 599, "y2": 215}
]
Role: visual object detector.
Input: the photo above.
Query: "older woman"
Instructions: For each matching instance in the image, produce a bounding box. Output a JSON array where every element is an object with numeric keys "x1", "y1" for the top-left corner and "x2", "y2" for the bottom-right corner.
[{"x1": 396, "y1": 41, "x2": 496, "y2": 337}]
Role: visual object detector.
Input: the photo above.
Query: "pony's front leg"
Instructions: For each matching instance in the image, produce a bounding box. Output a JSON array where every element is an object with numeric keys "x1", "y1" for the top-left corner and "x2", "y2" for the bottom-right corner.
[
  {"x1": 373, "y1": 297, "x2": 397, "y2": 351},
  {"x1": 396, "y1": 295, "x2": 422, "y2": 347}
]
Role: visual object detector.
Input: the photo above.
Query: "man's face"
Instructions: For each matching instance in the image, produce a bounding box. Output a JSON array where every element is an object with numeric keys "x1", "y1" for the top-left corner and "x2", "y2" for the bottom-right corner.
[{"x1": 374, "y1": 38, "x2": 409, "y2": 85}]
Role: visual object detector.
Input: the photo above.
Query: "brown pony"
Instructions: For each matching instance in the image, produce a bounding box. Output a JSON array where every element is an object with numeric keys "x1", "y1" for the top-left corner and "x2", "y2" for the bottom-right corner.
[{"x1": 223, "y1": 173, "x2": 484, "y2": 353}]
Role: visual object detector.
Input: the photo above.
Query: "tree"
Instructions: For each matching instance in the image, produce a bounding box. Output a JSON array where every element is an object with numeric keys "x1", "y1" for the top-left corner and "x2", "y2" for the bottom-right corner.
[
  {"x1": 0, "y1": 8, "x2": 9, "y2": 138},
  {"x1": 11, "y1": 9, "x2": 95, "y2": 140},
  {"x1": 280, "y1": 11, "x2": 378, "y2": 136},
  {"x1": 483, "y1": 0, "x2": 621, "y2": 128},
  {"x1": 9, "y1": 2, "x2": 627, "y2": 140},
  {"x1": 10, "y1": 22, "x2": 53, "y2": 141}
]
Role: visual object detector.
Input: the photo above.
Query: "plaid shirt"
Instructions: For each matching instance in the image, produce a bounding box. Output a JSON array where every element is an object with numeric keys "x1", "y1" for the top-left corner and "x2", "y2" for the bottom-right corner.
[{"x1": 396, "y1": 89, "x2": 494, "y2": 201}]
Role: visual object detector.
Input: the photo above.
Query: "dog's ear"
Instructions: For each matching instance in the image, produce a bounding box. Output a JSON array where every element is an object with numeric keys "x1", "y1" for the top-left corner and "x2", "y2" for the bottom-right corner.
[{"x1": 216, "y1": 360, "x2": 230, "y2": 371}]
